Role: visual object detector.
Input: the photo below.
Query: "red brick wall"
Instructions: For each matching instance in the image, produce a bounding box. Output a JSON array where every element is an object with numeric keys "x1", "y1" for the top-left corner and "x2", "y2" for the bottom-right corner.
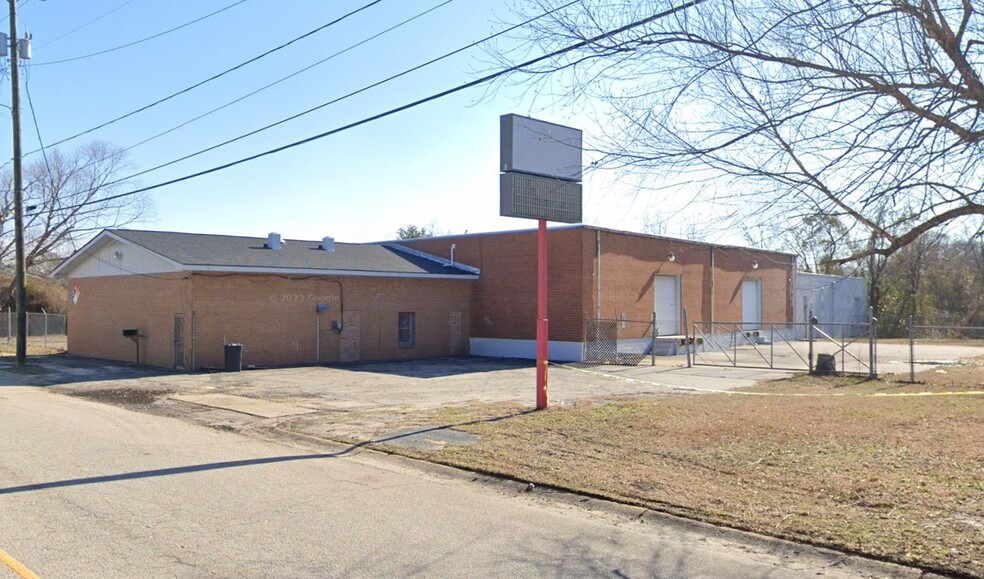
[
  {"x1": 404, "y1": 228, "x2": 587, "y2": 342},
  {"x1": 67, "y1": 273, "x2": 471, "y2": 369},
  {"x1": 406, "y1": 227, "x2": 795, "y2": 341},
  {"x1": 190, "y1": 274, "x2": 471, "y2": 368},
  {"x1": 66, "y1": 273, "x2": 192, "y2": 367},
  {"x1": 592, "y1": 230, "x2": 794, "y2": 330},
  {"x1": 707, "y1": 247, "x2": 794, "y2": 323}
]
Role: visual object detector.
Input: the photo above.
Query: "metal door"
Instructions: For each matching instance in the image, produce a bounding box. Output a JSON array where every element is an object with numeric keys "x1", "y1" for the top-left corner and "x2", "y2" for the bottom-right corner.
[
  {"x1": 173, "y1": 314, "x2": 185, "y2": 369},
  {"x1": 653, "y1": 275, "x2": 679, "y2": 335},
  {"x1": 742, "y1": 279, "x2": 761, "y2": 331}
]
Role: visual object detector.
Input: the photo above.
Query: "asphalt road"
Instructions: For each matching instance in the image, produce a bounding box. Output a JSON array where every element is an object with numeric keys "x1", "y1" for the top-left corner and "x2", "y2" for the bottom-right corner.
[{"x1": 0, "y1": 386, "x2": 913, "y2": 578}]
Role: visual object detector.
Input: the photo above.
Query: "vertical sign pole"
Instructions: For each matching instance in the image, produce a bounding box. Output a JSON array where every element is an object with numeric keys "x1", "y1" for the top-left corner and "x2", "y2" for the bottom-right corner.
[{"x1": 536, "y1": 218, "x2": 549, "y2": 410}]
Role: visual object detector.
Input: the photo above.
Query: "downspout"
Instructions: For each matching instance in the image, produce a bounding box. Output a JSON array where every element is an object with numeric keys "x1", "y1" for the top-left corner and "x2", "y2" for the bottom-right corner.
[
  {"x1": 596, "y1": 229, "x2": 602, "y2": 319},
  {"x1": 327, "y1": 279, "x2": 345, "y2": 333},
  {"x1": 709, "y1": 247, "x2": 715, "y2": 325},
  {"x1": 789, "y1": 255, "x2": 797, "y2": 323},
  {"x1": 191, "y1": 310, "x2": 196, "y2": 371}
]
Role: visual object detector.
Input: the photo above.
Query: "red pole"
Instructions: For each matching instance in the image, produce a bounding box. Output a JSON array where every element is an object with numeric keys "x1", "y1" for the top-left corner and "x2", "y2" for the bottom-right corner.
[{"x1": 536, "y1": 218, "x2": 549, "y2": 409}]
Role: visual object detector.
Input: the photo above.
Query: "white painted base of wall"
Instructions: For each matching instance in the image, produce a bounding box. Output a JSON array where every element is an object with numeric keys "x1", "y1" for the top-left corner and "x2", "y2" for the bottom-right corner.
[{"x1": 470, "y1": 338, "x2": 583, "y2": 362}]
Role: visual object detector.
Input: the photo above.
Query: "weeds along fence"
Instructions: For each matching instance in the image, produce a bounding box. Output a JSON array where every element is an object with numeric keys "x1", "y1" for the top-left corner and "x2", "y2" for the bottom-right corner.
[
  {"x1": 0, "y1": 310, "x2": 68, "y2": 345},
  {"x1": 874, "y1": 317, "x2": 984, "y2": 383}
]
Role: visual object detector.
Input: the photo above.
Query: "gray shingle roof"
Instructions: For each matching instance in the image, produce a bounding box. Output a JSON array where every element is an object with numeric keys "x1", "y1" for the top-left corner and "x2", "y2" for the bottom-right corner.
[{"x1": 108, "y1": 229, "x2": 476, "y2": 277}]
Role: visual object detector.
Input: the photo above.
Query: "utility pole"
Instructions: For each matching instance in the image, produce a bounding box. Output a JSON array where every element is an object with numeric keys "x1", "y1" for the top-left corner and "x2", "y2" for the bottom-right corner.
[{"x1": 7, "y1": 0, "x2": 28, "y2": 368}]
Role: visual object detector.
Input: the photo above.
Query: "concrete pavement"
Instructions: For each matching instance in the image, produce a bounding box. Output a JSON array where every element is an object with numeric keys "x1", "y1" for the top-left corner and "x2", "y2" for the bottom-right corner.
[{"x1": 0, "y1": 386, "x2": 922, "y2": 578}]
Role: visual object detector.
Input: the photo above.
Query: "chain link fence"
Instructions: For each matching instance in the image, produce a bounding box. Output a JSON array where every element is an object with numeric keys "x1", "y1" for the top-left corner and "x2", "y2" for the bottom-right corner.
[
  {"x1": 875, "y1": 318, "x2": 984, "y2": 382},
  {"x1": 582, "y1": 317, "x2": 657, "y2": 366},
  {"x1": 0, "y1": 311, "x2": 68, "y2": 350}
]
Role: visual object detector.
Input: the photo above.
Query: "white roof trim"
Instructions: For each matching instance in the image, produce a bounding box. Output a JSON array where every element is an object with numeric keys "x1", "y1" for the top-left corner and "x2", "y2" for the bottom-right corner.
[
  {"x1": 384, "y1": 243, "x2": 481, "y2": 275},
  {"x1": 186, "y1": 264, "x2": 478, "y2": 280}
]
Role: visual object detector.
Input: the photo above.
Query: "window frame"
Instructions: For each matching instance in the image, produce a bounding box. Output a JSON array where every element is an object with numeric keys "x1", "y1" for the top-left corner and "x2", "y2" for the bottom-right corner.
[{"x1": 398, "y1": 312, "x2": 416, "y2": 347}]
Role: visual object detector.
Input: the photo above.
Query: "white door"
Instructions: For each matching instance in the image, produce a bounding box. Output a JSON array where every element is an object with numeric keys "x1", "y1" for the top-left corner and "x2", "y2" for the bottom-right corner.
[
  {"x1": 653, "y1": 275, "x2": 680, "y2": 336},
  {"x1": 742, "y1": 279, "x2": 762, "y2": 330}
]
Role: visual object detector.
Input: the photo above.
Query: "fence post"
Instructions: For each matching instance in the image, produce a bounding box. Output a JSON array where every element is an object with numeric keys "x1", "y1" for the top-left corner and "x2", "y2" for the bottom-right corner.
[
  {"x1": 869, "y1": 307, "x2": 878, "y2": 379},
  {"x1": 732, "y1": 323, "x2": 738, "y2": 367},
  {"x1": 683, "y1": 307, "x2": 691, "y2": 368},
  {"x1": 808, "y1": 309, "x2": 815, "y2": 374},
  {"x1": 651, "y1": 311, "x2": 656, "y2": 367},
  {"x1": 770, "y1": 324, "x2": 774, "y2": 369},
  {"x1": 908, "y1": 315, "x2": 915, "y2": 383},
  {"x1": 42, "y1": 308, "x2": 48, "y2": 348},
  {"x1": 6, "y1": 308, "x2": 10, "y2": 344}
]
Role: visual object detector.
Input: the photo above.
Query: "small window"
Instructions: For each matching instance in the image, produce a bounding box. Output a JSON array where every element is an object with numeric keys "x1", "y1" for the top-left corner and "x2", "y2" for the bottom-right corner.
[{"x1": 398, "y1": 312, "x2": 416, "y2": 347}]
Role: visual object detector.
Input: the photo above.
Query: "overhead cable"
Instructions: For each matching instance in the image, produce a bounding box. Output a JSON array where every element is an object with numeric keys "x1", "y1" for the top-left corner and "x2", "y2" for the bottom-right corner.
[
  {"x1": 108, "y1": 0, "x2": 577, "y2": 185},
  {"x1": 47, "y1": 0, "x2": 707, "y2": 214},
  {"x1": 27, "y1": 0, "x2": 385, "y2": 155},
  {"x1": 36, "y1": 0, "x2": 143, "y2": 49}
]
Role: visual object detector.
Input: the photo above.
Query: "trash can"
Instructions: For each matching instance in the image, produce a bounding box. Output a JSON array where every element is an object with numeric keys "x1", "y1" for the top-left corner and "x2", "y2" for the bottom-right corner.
[
  {"x1": 815, "y1": 353, "x2": 836, "y2": 376},
  {"x1": 224, "y1": 343, "x2": 243, "y2": 372}
]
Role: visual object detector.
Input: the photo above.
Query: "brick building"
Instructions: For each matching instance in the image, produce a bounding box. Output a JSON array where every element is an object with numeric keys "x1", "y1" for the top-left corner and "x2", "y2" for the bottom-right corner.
[
  {"x1": 401, "y1": 225, "x2": 796, "y2": 361},
  {"x1": 54, "y1": 226, "x2": 795, "y2": 368},
  {"x1": 53, "y1": 230, "x2": 476, "y2": 369}
]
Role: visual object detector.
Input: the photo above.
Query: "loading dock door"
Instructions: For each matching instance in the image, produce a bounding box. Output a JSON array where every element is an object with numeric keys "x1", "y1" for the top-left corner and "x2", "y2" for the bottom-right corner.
[
  {"x1": 653, "y1": 275, "x2": 680, "y2": 335},
  {"x1": 742, "y1": 279, "x2": 762, "y2": 331}
]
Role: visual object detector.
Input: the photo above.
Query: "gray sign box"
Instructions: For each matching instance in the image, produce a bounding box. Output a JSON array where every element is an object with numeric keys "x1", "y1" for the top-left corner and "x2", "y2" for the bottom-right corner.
[
  {"x1": 501, "y1": 114, "x2": 582, "y2": 182},
  {"x1": 500, "y1": 173, "x2": 582, "y2": 224}
]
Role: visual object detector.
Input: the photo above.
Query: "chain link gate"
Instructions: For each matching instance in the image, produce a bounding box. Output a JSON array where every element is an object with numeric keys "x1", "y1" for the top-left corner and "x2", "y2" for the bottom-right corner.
[{"x1": 690, "y1": 315, "x2": 875, "y2": 376}]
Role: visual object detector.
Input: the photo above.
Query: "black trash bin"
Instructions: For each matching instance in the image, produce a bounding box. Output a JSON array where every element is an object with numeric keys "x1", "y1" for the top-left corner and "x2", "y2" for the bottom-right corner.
[
  {"x1": 814, "y1": 353, "x2": 837, "y2": 376},
  {"x1": 224, "y1": 343, "x2": 243, "y2": 372}
]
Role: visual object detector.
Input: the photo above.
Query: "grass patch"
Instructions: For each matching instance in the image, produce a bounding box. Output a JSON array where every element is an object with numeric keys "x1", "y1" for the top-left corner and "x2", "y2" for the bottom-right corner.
[
  {"x1": 355, "y1": 365, "x2": 984, "y2": 577},
  {"x1": 0, "y1": 336, "x2": 68, "y2": 357}
]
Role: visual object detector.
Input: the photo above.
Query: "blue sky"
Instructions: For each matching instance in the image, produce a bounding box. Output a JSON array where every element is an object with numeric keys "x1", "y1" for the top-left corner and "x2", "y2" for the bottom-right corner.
[{"x1": 3, "y1": 0, "x2": 693, "y2": 244}]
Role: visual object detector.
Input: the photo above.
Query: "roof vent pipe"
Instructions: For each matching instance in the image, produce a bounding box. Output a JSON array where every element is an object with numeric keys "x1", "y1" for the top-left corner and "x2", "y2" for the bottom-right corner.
[
  {"x1": 266, "y1": 232, "x2": 282, "y2": 250},
  {"x1": 321, "y1": 236, "x2": 335, "y2": 252},
  {"x1": 450, "y1": 244, "x2": 456, "y2": 266}
]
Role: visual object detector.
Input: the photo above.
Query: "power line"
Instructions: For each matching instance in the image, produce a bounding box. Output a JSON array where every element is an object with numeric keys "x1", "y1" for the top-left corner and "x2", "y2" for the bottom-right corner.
[
  {"x1": 45, "y1": 0, "x2": 706, "y2": 215},
  {"x1": 8, "y1": 0, "x2": 453, "y2": 179},
  {"x1": 26, "y1": 0, "x2": 386, "y2": 155},
  {"x1": 0, "y1": 0, "x2": 31, "y2": 24},
  {"x1": 100, "y1": 0, "x2": 456, "y2": 160},
  {"x1": 23, "y1": 65, "x2": 57, "y2": 192},
  {"x1": 104, "y1": 0, "x2": 573, "y2": 186},
  {"x1": 18, "y1": 0, "x2": 526, "y2": 185},
  {"x1": 36, "y1": 0, "x2": 142, "y2": 49},
  {"x1": 33, "y1": 0, "x2": 249, "y2": 65}
]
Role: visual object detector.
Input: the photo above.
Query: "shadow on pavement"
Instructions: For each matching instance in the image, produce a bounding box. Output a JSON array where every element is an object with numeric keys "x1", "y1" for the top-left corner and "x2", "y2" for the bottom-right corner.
[
  {"x1": 335, "y1": 356, "x2": 534, "y2": 378},
  {"x1": 0, "y1": 355, "x2": 176, "y2": 387},
  {"x1": 0, "y1": 409, "x2": 532, "y2": 496}
]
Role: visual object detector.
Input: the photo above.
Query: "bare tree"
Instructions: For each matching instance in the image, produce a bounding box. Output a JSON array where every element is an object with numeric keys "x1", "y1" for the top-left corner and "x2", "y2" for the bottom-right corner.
[
  {"x1": 0, "y1": 141, "x2": 151, "y2": 276},
  {"x1": 494, "y1": 0, "x2": 984, "y2": 261}
]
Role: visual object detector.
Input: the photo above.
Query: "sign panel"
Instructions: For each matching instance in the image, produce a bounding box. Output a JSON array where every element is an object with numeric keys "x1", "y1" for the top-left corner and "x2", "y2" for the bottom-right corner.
[
  {"x1": 501, "y1": 114, "x2": 582, "y2": 182},
  {"x1": 500, "y1": 172, "x2": 582, "y2": 224}
]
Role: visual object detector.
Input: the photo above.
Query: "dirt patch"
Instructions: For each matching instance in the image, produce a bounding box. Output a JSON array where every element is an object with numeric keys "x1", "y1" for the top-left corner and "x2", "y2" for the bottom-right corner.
[
  {"x1": 318, "y1": 364, "x2": 984, "y2": 577},
  {"x1": 66, "y1": 388, "x2": 168, "y2": 407}
]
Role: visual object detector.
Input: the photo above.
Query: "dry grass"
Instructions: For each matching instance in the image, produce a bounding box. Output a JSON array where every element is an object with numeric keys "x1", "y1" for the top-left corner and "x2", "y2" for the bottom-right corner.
[
  {"x1": 0, "y1": 336, "x2": 67, "y2": 357},
  {"x1": 350, "y1": 360, "x2": 984, "y2": 577}
]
